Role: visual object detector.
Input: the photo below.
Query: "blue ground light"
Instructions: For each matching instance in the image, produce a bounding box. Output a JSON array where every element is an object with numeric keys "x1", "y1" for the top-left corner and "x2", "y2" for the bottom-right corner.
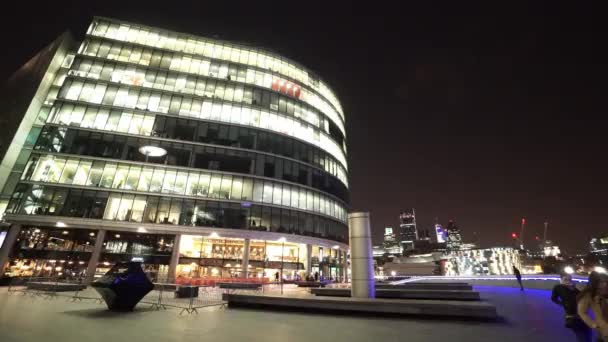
[{"x1": 475, "y1": 285, "x2": 590, "y2": 341}]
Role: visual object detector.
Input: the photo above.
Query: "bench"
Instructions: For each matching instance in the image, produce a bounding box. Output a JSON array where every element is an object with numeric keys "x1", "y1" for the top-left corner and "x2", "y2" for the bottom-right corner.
[
  {"x1": 379, "y1": 283, "x2": 473, "y2": 291},
  {"x1": 217, "y1": 282, "x2": 263, "y2": 290},
  {"x1": 222, "y1": 293, "x2": 497, "y2": 319},
  {"x1": 295, "y1": 281, "x2": 329, "y2": 288},
  {"x1": 310, "y1": 288, "x2": 480, "y2": 301}
]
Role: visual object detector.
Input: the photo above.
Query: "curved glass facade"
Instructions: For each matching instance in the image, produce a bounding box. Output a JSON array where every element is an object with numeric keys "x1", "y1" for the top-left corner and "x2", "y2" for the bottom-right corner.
[
  {"x1": 1, "y1": 18, "x2": 349, "y2": 282},
  {"x1": 6, "y1": 17, "x2": 349, "y2": 243}
]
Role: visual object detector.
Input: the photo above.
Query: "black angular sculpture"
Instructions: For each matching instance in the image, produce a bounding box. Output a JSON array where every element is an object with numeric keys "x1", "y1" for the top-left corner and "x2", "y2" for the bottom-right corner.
[{"x1": 91, "y1": 262, "x2": 154, "y2": 311}]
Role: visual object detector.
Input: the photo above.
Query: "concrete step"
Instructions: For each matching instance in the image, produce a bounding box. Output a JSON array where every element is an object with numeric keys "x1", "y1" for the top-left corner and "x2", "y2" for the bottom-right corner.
[
  {"x1": 222, "y1": 293, "x2": 497, "y2": 319},
  {"x1": 379, "y1": 283, "x2": 473, "y2": 291},
  {"x1": 311, "y1": 288, "x2": 480, "y2": 301}
]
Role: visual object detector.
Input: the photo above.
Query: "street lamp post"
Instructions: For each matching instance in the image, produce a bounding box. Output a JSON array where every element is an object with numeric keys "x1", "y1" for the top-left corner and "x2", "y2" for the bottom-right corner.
[{"x1": 278, "y1": 237, "x2": 286, "y2": 295}]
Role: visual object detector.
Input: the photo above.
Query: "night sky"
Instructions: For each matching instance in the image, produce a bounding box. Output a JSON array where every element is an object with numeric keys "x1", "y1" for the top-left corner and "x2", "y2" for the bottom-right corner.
[{"x1": 1, "y1": 2, "x2": 605, "y2": 253}]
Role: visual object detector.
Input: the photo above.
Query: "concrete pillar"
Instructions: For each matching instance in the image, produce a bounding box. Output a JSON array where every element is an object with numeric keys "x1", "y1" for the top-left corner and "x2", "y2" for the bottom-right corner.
[
  {"x1": 348, "y1": 212, "x2": 375, "y2": 298},
  {"x1": 306, "y1": 244, "x2": 313, "y2": 276},
  {"x1": 0, "y1": 224, "x2": 21, "y2": 275},
  {"x1": 168, "y1": 234, "x2": 181, "y2": 281},
  {"x1": 241, "y1": 238, "x2": 250, "y2": 278},
  {"x1": 85, "y1": 229, "x2": 106, "y2": 284}
]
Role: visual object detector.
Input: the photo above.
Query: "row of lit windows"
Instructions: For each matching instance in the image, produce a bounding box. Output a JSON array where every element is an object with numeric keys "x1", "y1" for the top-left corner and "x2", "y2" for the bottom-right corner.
[
  {"x1": 45, "y1": 102, "x2": 347, "y2": 187},
  {"x1": 88, "y1": 19, "x2": 344, "y2": 119},
  {"x1": 22, "y1": 154, "x2": 347, "y2": 222},
  {"x1": 69, "y1": 56, "x2": 350, "y2": 142},
  {"x1": 57, "y1": 78, "x2": 348, "y2": 170},
  {"x1": 34, "y1": 126, "x2": 349, "y2": 202},
  {"x1": 8, "y1": 185, "x2": 348, "y2": 243},
  {"x1": 79, "y1": 38, "x2": 345, "y2": 136}
]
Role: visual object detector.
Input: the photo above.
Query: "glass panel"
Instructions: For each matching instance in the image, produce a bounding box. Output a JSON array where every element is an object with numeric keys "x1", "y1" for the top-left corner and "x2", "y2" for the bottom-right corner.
[
  {"x1": 230, "y1": 177, "x2": 243, "y2": 200},
  {"x1": 104, "y1": 193, "x2": 122, "y2": 220},
  {"x1": 262, "y1": 182, "x2": 273, "y2": 204},
  {"x1": 73, "y1": 160, "x2": 92, "y2": 186},
  {"x1": 253, "y1": 180, "x2": 263, "y2": 202},
  {"x1": 161, "y1": 170, "x2": 177, "y2": 193},
  {"x1": 87, "y1": 161, "x2": 104, "y2": 186},
  {"x1": 185, "y1": 172, "x2": 199, "y2": 196},
  {"x1": 99, "y1": 163, "x2": 117, "y2": 188},
  {"x1": 59, "y1": 160, "x2": 79, "y2": 184},
  {"x1": 174, "y1": 171, "x2": 188, "y2": 195},
  {"x1": 150, "y1": 169, "x2": 165, "y2": 192},
  {"x1": 208, "y1": 174, "x2": 222, "y2": 198},
  {"x1": 112, "y1": 165, "x2": 130, "y2": 189},
  {"x1": 116, "y1": 194, "x2": 134, "y2": 221},
  {"x1": 272, "y1": 183, "x2": 282, "y2": 205},
  {"x1": 124, "y1": 166, "x2": 141, "y2": 190},
  {"x1": 197, "y1": 173, "x2": 210, "y2": 196},
  {"x1": 241, "y1": 178, "x2": 253, "y2": 201},
  {"x1": 137, "y1": 167, "x2": 153, "y2": 192},
  {"x1": 131, "y1": 196, "x2": 147, "y2": 222}
]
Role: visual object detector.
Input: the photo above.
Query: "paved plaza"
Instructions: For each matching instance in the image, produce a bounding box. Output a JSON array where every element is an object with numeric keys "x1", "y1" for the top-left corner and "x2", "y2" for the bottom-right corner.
[{"x1": 0, "y1": 285, "x2": 588, "y2": 342}]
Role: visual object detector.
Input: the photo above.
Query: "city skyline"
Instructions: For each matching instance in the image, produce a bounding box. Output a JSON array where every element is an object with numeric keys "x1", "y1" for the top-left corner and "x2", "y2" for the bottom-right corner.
[{"x1": 0, "y1": 3, "x2": 604, "y2": 253}]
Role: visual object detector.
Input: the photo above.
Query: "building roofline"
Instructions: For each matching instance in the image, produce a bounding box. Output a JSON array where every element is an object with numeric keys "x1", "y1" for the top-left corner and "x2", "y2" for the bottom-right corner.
[{"x1": 90, "y1": 16, "x2": 342, "y2": 101}]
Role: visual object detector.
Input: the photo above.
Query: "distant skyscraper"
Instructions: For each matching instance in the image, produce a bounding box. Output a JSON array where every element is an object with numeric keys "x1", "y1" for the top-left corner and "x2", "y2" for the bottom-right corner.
[
  {"x1": 383, "y1": 227, "x2": 402, "y2": 255},
  {"x1": 435, "y1": 224, "x2": 446, "y2": 243},
  {"x1": 590, "y1": 236, "x2": 608, "y2": 265},
  {"x1": 445, "y1": 220, "x2": 462, "y2": 251},
  {"x1": 399, "y1": 209, "x2": 418, "y2": 251}
]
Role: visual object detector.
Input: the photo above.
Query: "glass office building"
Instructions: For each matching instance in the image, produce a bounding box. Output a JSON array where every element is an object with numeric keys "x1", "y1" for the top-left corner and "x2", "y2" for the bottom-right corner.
[{"x1": 0, "y1": 17, "x2": 349, "y2": 282}]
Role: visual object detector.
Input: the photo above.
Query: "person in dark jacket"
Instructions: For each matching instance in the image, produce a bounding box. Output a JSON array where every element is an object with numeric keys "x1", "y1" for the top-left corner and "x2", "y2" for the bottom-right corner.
[
  {"x1": 513, "y1": 265, "x2": 524, "y2": 291},
  {"x1": 552, "y1": 273, "x2": 580, "y2": 322},
  {"x1": 552, "y1": 273, "x2": 591, "y2": 341}
]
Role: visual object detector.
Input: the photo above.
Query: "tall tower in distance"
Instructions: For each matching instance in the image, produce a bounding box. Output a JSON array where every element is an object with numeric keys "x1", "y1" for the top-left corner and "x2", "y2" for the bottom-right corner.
[
  {"x1": 398, "y1": 209, "x2": 418, "y2": 251},
  {"x1": 445, "y1": 220, "x2": 462, "y2": 252}
]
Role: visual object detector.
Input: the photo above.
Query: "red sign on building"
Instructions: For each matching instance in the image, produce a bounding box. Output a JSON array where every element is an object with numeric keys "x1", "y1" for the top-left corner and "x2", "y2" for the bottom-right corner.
[{"x1": 272, "y1": 78, "x2": 301, "y2": 99}]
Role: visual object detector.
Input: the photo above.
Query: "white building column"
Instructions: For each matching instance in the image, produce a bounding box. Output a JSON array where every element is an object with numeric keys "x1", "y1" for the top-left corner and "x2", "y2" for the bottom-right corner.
[
  {"x1": 168, "y1": 233, "x2": 181, "y2": 281},
  {"x1": 241, "y1": 238, "x2": 250, "y2": 278},
  {"x1": 85, "y1": 229, "x2": 106, "y2": 284},
  {"x1": 349, "y1": 212, "x2": 375, "y2": 298},
  {"x1": 0, "y1": 224, "x2": 21, "y2": 275},
  {"x1": 306, "y1": 244, "x2": 313, "y2": 276}
]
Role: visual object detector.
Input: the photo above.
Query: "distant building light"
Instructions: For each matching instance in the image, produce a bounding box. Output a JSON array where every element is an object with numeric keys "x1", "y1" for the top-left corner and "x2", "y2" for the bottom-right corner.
[
  {"x1": 56, "y1": 222, "x2": 66, "y2": 228},
  {"x1": 564, "y1": 266, "x2": 574, "y2": 274}
]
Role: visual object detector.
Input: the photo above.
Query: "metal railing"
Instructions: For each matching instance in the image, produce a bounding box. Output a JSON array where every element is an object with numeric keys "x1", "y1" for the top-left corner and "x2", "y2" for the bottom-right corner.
[
  {"x1": 4, "y1": 276, "x2": 272, "y2": 315},
  {"x1": 7, "y1": 276, "x2": 102, "y2": 302}
]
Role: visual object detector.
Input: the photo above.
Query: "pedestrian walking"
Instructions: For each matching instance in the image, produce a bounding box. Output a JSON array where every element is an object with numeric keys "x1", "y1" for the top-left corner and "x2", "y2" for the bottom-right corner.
[{"x1": 513, "y1": 265, "x2": 524, "y2": 291}]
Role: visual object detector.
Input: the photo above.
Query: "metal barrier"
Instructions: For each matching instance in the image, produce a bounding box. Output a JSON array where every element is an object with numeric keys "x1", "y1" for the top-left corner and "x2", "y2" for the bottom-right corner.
[
  {"x1": 141, "y1": 283, "x2": 227, "y2": 315},
  {"x1": 6, "y1": 276, "x2": 100, "y2": 302},
  {"x1": 4, "y1": 276, "x2": 291, "y2": 315}
]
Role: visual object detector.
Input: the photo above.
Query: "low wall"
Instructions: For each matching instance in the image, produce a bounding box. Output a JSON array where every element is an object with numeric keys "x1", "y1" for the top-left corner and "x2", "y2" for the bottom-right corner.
[{"x1": 391, "y1": 275, "x2": 588, "y2": 290}]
